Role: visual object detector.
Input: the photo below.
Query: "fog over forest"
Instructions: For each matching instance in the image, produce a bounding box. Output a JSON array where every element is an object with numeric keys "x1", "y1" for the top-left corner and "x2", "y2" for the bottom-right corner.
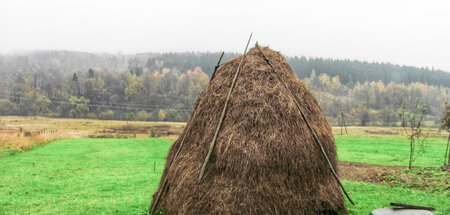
[{"x1": 1, "y1": 50, "x2": 449, "y2": 126}]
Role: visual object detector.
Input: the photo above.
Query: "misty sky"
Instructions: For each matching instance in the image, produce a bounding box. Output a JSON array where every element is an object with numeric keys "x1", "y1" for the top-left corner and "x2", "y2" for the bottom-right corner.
[{"x1": 1, "y1": 0, "x2": 449, "y2": 71}]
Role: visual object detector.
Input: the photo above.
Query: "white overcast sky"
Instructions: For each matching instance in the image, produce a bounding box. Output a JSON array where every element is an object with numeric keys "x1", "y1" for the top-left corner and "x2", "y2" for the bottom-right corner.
[{"x1": 1, "y1": 0, "x2": 449, "y2": 71}]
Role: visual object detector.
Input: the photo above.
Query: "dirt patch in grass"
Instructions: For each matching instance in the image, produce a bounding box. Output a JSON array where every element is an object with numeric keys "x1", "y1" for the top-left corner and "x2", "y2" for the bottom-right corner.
[
  {"x1": 376, "y1": 167, "x2": 449, "y2": 195},
  {"x1": 339, "y1": 161, "x2": 449, "y2": 195},
  {"x1": 89, "y1": 125, "x2": 184, "y2": 138},
  {"x1": 363, "y1": 129, "x2": 447, "y2": 139},
  {"x1": 339, "y1": 161, "x2": 403, "y2": 183},
  {"x1": 332, "y1": 126, "x2": 447, "y2": 138}
]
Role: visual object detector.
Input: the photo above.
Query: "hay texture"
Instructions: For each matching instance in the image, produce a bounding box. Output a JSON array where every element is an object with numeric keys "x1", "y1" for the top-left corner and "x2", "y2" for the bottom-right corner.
[{"x1": 150, "y1": 46, "x2": 346, "y2": 214}]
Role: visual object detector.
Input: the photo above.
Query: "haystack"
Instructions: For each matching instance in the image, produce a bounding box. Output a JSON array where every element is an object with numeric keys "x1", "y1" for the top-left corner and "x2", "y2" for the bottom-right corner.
[{"x1": 150, "y1": 46, "x2": 347, "y2": 214}]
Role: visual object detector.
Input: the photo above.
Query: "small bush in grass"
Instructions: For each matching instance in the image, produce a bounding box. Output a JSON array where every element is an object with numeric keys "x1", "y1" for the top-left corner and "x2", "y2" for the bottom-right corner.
[
  {"x1": 137, "y1": 110, "x2": 149, "y2": 121},
  {"x1": 99, "y1": 110, "x2": 115, "y2": 120},
  {"x1": 149, "y1": 126, "x2": 157, "y2": 137},
  {"x1": 85, "y1": 113, "x2": 98, "y2": 119}
]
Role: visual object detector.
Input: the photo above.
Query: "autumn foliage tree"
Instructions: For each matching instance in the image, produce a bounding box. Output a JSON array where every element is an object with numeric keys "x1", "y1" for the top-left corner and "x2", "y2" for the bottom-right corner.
[{"x1": 0, "y1": 51, "x2": 449, "y2": 123}]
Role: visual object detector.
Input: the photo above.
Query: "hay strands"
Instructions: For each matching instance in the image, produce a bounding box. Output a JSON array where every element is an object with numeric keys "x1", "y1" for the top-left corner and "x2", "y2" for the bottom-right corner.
[
  {"x1": 390, "y1": 203, "x2": 435, "y2": 211},
  {"x1": 148, "y1": 51, "x2": 227, "y2": 215},
  {"x1": 149, "y1": 122, "x2": 190, "y2": 214},
  {"x1": 198, "y1": 33, "x2": 253, "y2": 182},
  {"x1": 255, "y1": 44, "x2": 355, "y2": 205}
]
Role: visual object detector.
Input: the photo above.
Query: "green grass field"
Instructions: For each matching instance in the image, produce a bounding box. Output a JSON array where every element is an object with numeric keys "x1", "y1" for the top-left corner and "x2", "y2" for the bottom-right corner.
[
  {"x1": 0, "y1": 138, "x2": 171, "y2": 215},
  {"x1": 335, "y1": 135, "x2": 448, "y2": 167},
  {"x1": 0, "y1": 137, "x2": 448, "y2": 214},
  {"x1": 343, "y1": 181, "x2": 448, "y2": 215}
]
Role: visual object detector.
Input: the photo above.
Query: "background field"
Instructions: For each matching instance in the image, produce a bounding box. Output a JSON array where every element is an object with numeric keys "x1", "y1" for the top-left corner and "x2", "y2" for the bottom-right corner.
[
  {"x1": 1, "y1": 135, "x2": 448, "y2": 214},
  {"x1": 335, "y1": 135, "x2": 446, "y2": 167},
  {"x1": 0, "y1": 116, "x2": 183, "y2": 155}
]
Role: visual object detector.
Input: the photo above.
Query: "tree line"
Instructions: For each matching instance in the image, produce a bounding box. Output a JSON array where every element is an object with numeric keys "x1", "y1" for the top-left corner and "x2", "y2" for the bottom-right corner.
[{"x1": 0, "y1": 51, "x2": 449, "y2": 125}]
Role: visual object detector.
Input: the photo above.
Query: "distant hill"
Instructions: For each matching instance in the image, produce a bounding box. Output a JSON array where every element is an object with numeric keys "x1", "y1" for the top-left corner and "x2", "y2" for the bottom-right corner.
[
  {"x1": 1, "y1": 50, "x2": 449, "y2": 87},
  {"x1": 0, "y1": 50, "x2": 448, "y2": 124},
  {"x1": 139, "y1": 52, "x2": 450, "y2": 87},
  {"x1": 287, "y1": 56, "x2": 450, "y2": 87}
]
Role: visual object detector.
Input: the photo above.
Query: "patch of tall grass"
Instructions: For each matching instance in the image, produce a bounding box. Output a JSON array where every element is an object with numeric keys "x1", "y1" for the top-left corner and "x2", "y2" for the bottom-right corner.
[{"x1": 0, "y1": 132, "x2": 60, "y2": 155}]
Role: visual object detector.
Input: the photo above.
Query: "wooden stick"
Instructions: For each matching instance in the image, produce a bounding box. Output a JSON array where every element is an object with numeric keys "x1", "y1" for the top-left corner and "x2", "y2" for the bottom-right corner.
[
  {"x1": 390, "y1": 203, "x2": 435, "y2": 211},
  {"x1": 198, "y1": 33, "x2": 253, "y2": 182},
  {"x1": 149, "y1": 97, "x2": 201, "y2": 214},
  {"x1": 444, "y1": 134, "x2": 449, "y2": 166},
  {"x1": 341, "y1": 112, "x2": 347, "y2": 134},
  {"x1": 255, "y1": 45, "x2": 354, "y2": 205},
  {"x1": 447, "y1": 134, "x2": 450, "y2": 166},
  {"x1": 148, "y1": 52, "x2": 226, "y2": 214},
  {"x1": 210, "y1": 52, "x2": 225, "y2": 81}
]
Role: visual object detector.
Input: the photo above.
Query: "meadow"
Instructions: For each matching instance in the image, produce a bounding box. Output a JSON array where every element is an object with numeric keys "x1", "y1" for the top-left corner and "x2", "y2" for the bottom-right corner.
[
  {"x1": 0, "y1": 116, "x2": 183, "y2": 155},
  {"x1": 1, "y1": 138, "x2": 449, "y2": 214},
  {"x1": 0, "y1": 138, "x2": 171, "y2": 215},
  {"x1": 335, "y1": 135, "x2": 447, "y2": 167},
  {"x1": 0, "y1": 117, "x2": 449, "y2": 214}
]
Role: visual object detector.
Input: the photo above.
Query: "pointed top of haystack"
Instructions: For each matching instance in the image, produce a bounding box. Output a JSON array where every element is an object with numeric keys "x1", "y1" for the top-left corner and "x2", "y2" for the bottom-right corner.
[{"x1": 151, "y1": 46, "x2": 346, "y2": 214}]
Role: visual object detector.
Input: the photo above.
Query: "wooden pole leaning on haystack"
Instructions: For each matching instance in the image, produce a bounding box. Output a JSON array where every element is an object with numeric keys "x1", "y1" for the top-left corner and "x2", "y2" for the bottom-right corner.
[
  {"x1": 210, "y1": 52, "x2": 225, "y2": 81},
  {"x1": 255, "y1": 44, "x2": 354, "y2": 205},
  {"x1": 148, "y1": 50, "x2": 228, "y2": 215},
  {"x1": 149, "y1": 114, "x2": 192, "y2": 215},
  {"x1": 198, "y1": 33, "x2": 253, "y2": 182}
]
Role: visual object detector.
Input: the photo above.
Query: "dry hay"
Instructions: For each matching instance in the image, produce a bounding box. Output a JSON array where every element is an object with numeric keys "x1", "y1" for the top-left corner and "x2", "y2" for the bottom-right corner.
[{"x1": 150, "y1": 46, "x2": 346, "y2": 214}]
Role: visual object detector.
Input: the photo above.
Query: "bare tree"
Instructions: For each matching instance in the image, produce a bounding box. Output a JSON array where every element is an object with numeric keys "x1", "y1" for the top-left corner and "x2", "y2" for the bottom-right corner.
[{"x1": 400, "y1": 100, "x2": 428, "y2": 169}]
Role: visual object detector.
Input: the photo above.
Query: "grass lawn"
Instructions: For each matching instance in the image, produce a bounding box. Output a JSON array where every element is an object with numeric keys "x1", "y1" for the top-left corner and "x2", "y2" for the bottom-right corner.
[
  {"x1": 1, "y1": 138, "x2": 448, "y2": 214},
  {"x1": 335, "y1": 135, "x2": 447, "y2": 167},
  {"x1": 343, "y1": 181, "x2": 449, "y2": 215},
  {"x1": 0, "y1": 138, "x2": 171, "y2": 215}
]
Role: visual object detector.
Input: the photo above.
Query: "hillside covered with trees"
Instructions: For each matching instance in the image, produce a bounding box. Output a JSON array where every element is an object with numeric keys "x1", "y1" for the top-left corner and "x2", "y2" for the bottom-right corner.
[{"x1": 0, "y1": 51, "x2": 449, "y2": 126}]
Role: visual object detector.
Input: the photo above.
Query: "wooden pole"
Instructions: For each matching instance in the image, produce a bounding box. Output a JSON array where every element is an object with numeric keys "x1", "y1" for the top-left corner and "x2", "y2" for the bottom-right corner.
[
  {"x1": 148, "y1": 51, "x2": 228, "y2": 215},
  {"x1": 341, "y1": 112, "x2": 347, "y2": 134},
  {"x1": 409, "y1": 132, "x2": 414, "y2": 169},
  {"x1": 149, "y1": 98, "x2": 201, "y2": 214},
  {"x1": 447, "y1": 135, "x2": 450, "y2": 167},
  {"x1": 255, "y1": 45, "x2": 354, "y2": 205},
  {"x1": 444, "y1": 134, "x2": 450, "y2": 167},
  {"x1": 198, "y1": 33, "x2": 253, "y2": 182},
  {"x1": 210, "y1": 52, "x2": 225, "y2": 81},
  {"x1": 390, "y1": 203, "x2": 435, "y2": 211}
]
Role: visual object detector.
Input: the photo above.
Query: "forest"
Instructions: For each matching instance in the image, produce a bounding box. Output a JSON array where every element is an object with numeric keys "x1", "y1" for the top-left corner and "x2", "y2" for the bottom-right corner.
[{"x1": 0, "y1": 50, "x2": 449, "y2": 126}]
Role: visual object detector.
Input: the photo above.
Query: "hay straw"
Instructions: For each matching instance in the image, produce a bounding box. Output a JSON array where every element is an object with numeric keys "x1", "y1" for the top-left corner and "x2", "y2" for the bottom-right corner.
[{"x1": 150, "y1": 46, "x2": 347, "y2": 214}]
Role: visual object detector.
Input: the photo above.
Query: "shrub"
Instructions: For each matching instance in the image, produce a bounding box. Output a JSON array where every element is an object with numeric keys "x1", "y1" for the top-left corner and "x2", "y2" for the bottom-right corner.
[
  {"x1": 137, "y1": 110, "x2": 149, "y2": 121},
  {"x1": 99, "y1": 110, "x2": 115, "y2": 120},
  {"x1": 85, "y1": 113, "x2": 98, "y2": 119}
]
